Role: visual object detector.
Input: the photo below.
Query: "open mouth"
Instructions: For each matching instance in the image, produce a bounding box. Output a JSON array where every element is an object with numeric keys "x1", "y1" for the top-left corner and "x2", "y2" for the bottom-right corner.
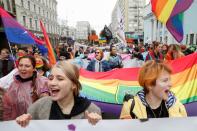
[
  {"x1": 51, "y1": 89, "x2": 60, "y2": 96},
  {"x1": 164, "y1": 89, "x2": 169, "y2": 94}
]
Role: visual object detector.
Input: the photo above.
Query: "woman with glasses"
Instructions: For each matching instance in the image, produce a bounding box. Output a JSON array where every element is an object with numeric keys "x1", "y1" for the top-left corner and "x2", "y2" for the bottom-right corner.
[
  {"x1": 120, "y1": 60, "x2": 187, "y2": 119},
  {"x1": 87, "y1": 49, "x2": 111, "y2": 72}
]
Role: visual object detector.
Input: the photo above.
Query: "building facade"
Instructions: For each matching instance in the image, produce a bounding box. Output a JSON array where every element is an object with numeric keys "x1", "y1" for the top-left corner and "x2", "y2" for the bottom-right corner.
[
  {"x1": 14, "y1": 0, "x2": 60, "y2": 45},
  {"x1": 111, "y1": 0, "x2": 146, "y2": 36},
  {"x1": 68, "y1": 26, "x2": 76, "y2": 40},
  {"x1": 76, "y1": 21, "x2": 90, "y2": 40},
  {"x1": 0, "y1": 0, "x2": 16, "y2": 15},
  {"x1": 144, "y1": 1, "x2": 197, "y2": 45}
]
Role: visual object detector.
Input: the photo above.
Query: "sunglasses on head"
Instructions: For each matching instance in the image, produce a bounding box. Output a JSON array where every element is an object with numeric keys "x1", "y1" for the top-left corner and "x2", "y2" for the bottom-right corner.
[{"x1": 95, "y1": 52, "x2": 100, "y2": 54}]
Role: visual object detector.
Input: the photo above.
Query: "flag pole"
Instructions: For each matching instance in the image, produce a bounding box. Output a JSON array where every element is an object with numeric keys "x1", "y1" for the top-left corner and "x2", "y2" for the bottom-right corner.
[{"x1": 7, "y1": 41, "x2": 17, "y2": 67}]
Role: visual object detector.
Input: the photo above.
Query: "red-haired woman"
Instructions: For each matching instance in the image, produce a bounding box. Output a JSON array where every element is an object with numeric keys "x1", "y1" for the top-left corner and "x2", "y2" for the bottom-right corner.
[
  {"x1": 120, "y1": 60, "x2": 187, "y2": 119},
  {"x1": 165, "y1": 44, "x2": 185, "y2": 60}
]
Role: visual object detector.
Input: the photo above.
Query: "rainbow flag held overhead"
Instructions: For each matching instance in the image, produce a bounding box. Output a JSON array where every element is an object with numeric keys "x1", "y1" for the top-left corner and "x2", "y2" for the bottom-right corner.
[
  {"x1": 151, "y1": 0, "x2": 194, "y2": 42},
  {"x1": 80, "y1": 52, "x2": 197, "y2": 105}
]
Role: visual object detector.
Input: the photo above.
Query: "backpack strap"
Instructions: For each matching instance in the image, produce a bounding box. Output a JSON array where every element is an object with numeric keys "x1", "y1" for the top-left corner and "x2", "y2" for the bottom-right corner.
[
  {"x1": 123, "y1": 94, "x2": 136, "y2": 118},
  {"x1": 130, "y1": 98, "x2": 136, "y2": 118}
]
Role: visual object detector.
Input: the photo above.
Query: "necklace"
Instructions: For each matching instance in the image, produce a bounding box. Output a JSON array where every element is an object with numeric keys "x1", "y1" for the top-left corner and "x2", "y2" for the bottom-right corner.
[{"x1": 148, "y1": 102, "x2": 163, "y2": 118}]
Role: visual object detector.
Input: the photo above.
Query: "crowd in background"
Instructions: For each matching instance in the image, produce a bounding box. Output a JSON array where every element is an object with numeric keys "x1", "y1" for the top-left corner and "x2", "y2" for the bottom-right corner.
[{"x1": 0, "y1": 41, "x2": 196, "y2": 123}]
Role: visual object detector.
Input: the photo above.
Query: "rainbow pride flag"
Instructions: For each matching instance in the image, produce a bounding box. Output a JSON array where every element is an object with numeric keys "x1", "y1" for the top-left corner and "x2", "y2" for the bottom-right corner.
[
  {"x1": 80, "y1": 52, "x2": 197, "y2": 105},
  {"x1": 151, "y1": 0, "x2": 193, "y2": 42}
]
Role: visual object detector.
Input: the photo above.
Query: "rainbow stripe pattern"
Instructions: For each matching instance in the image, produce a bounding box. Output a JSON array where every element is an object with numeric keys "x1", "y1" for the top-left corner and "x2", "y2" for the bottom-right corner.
[
  {"x1": 80, "y1": 52, "x2": 197, "y2": 105},
  {"x1": 151, "y1": 0, "x2": 193, "y2": 42}
]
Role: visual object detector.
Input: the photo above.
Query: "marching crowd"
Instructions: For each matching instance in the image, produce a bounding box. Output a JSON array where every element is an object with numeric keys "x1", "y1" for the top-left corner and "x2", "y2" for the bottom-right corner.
[{"x1": 0, "y1": 41, "x2": 196, "y2": 127}]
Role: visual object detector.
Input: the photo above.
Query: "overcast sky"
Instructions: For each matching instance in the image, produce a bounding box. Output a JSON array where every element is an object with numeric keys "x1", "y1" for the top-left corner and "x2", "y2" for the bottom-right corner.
[{"x1": 57, "y1": 0, "x2": 150, "y2": 33}]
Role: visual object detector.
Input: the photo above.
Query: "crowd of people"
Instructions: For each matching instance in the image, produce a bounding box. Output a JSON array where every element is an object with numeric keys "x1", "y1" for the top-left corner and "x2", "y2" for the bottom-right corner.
[{"x1": 0, "y1": 41, "x2": 196, "y2": 127}]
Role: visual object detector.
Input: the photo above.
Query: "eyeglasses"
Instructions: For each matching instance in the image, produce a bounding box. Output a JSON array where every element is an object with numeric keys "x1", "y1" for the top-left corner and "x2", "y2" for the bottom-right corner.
[{"x1": 95, "y1": 52, "x2": 100, "y2": 54}]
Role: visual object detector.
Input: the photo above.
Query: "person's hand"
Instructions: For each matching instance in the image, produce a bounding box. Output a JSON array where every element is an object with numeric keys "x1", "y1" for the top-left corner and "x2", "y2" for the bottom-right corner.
[
  {"x1": 16, "y1": 114, "x2": 32, "y2": 128},
  {"x1": 85, "y1": 111, "x2": 102, "y2": 125}
]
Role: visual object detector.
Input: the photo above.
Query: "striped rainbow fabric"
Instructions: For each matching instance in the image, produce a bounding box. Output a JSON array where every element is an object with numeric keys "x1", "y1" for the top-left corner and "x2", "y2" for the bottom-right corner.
[
  {"x1": 79, "y1": 52, "x2": 197, "y2": 105},
  {"x1": 151, "y1": 0, "x2": 193, "y2": 42}
]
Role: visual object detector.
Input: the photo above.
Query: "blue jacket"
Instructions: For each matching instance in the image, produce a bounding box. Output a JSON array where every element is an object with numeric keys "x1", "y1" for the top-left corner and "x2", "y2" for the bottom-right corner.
[{"x1": 87, "y1": 59, "x2": 111, "y2": 72}]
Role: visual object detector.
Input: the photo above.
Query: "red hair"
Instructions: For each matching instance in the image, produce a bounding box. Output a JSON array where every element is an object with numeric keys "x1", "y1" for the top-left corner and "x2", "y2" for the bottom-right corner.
[{"x1": 138, "y1": 60, "x2": 172, "y2": 93}]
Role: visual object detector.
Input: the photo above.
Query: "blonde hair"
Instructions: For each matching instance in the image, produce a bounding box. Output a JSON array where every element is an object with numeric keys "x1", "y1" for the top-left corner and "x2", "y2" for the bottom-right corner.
[
  {"x1": 54, "y1": 61, "x2": 82, "y2": 96},
  {"x1": 95, "y1": 48, "x2": 104, "y2": 58}
]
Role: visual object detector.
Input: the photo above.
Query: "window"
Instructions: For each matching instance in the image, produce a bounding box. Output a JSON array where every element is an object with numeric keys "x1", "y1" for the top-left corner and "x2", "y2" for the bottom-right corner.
[
  {"x1": 34, "y1": 4, "x2": 36, "y2": 12},
  {"x1": 160, "y1": 37, "x2": 162, "y2": 42},
  {"x1": 7, "y1": 0, "x2": 11, "y2": 11},
  {"x1": 39, "y1": 7, "x2": 40, "y2": 14},
  {"x1": 164, "y1": 36, "x2": 168, "y2": 43},
  {"x1": 35, "y1": 20, "x2": 38, "y2": 30},
  {"x1": 28, "y1": 1, "x2": 30, "y2": 10},
  {"x1": 29, "y1": 18, "x2": 32, "y2": 29},
  {"x1": 21, "y1": 0, "x2": 24, "y2": 7},
  {"x1": 196, "y1": 34, "x2": 197, "y2": 45},
  {"x1": 185, "y1": 34, "x2": 188, "y2": 44},
  {"x1": 23, "y1": 16, "x2": 26, "y2": 26},
  {"x1": 190, "y1": 34, "x2": 194, "y2": 45}
]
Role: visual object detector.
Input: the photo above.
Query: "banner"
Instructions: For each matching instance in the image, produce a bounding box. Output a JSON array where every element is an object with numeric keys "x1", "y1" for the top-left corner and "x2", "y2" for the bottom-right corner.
[
  {"x1": 0, "y1": 118, "x2": 197, "y2": 131},
  {"x1": 80, "y1": 52, "x2": 197, "y2": 104}
]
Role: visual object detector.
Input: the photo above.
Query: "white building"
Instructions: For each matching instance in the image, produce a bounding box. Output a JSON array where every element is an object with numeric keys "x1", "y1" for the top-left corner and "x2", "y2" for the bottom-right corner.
[
  {"x1": 0, "y1": 0, "x2": 16, "y2": 15},
  {"x1": 68, "y1": 26, "x2": 76, "y2": 40},
  {"x1": 14, "y1": 0, "x2": 60, "y2": 45},
  {"x1": 144, "y1": 1, "x2": 197, "y2": 45},
  {"x1": 76, "y1": 21, "x2": 90, "y2": 40},
  {"x1": 111, "y1": 0, "x2": 146, "y2": 35}
]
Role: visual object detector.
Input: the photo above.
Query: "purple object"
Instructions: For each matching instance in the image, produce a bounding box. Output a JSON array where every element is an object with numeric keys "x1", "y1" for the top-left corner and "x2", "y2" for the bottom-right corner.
[
  {"x1": 67, "y1": 124, "x2": 76, "y2": 131},
  {"x1": 93, "y1": 101, "x2": 197, "y2": 118},
  {"x1": 184, "y1": 102, "x2": 197, "y2": 116}
]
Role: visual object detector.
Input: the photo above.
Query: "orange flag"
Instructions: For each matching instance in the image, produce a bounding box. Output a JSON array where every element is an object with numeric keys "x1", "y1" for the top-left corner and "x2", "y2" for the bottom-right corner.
[{"x1": 40, "y1": 21, "x2": 56, "y2": 65}]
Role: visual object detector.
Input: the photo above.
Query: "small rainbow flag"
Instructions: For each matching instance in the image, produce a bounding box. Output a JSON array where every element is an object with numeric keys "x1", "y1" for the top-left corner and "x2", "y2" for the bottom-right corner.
[
  {"x1": 80, "y1": 52, "x2": 197, "y2": 105},
  {"x1": 151, "y1": 0, "x2": 194, "y2": 42}
]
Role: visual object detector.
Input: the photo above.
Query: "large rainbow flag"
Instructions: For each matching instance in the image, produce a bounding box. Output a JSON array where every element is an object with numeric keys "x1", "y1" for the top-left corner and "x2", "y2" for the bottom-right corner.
[
  {"x1": 80, "y1": 52, "x2": 197, "y2": 105},
  {"x1": 151, "y1": 0, "x2": 194, "y2": 42}
]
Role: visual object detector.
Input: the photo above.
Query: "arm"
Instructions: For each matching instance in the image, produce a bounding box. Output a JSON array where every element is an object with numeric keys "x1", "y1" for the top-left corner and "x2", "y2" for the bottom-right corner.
[
  {"x1": 87, "y1": 61, "x2": 94, "y2": 71},
  {"x1": 3, "y1": 93, "x2": 14, "y2": 120},
  {"x1": 16, "y1": 114, "x2": 32, "y2": 128},
  {"x1": 85, "y1": 103, "x2": 102, "y2": 125}
]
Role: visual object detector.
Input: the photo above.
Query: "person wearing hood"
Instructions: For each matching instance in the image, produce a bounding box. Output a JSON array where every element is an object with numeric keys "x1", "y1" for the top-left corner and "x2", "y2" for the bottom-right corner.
[
  {"x1": 87, "y1": 49, "x2": 111, "y2": 72},
  {"x1": 120, "y1": 60, "x2": 187, "y2": 119}
]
